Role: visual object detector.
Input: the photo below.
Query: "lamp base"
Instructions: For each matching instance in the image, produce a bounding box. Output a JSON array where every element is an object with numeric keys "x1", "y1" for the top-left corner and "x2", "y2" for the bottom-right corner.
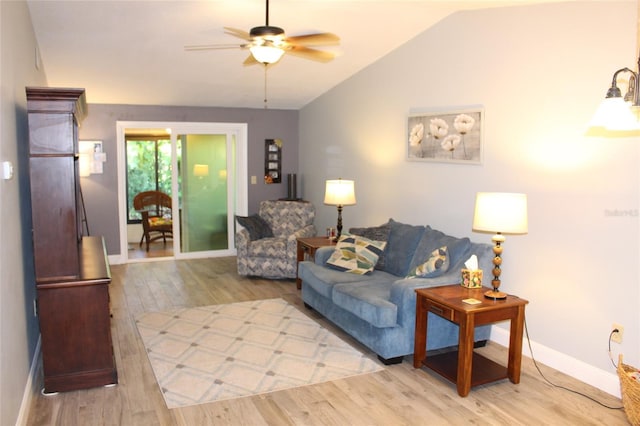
[{"x1": 484, "y1": 289, "x2": 507, "y2": 300}]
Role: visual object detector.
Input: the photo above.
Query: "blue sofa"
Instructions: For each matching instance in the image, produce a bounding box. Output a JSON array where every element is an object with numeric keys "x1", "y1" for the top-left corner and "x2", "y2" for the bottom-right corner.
[{"x1": 298, "y1": 219, "x2": 494, "y2": 364}]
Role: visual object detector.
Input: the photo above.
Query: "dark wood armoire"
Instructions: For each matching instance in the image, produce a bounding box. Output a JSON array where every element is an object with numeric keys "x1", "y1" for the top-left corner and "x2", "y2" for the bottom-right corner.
[{"x1": 26, "y1": 87, "x2": 117, "y2": 393}]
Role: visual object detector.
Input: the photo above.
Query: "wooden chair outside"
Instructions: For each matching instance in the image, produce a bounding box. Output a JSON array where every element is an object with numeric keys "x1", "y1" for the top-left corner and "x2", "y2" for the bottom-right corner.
[{"x1": 133, "y1": 191, "x2": 173, "y2": 252}]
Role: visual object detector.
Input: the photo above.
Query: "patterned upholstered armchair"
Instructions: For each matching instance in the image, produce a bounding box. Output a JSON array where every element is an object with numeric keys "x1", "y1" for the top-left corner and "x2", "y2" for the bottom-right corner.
[{"x1": 236, "y1": 200, "x2": 316, "y2": 279}]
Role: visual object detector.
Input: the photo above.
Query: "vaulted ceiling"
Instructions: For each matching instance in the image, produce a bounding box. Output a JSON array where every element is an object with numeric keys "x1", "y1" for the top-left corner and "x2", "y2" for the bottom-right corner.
[{"x1": 27, "y1": 0, "x2": 577, "y2": 109}]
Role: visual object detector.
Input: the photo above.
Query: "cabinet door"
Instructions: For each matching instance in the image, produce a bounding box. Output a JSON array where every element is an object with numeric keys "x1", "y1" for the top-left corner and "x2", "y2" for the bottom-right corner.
[
  {"x1": 27, "y1": 113, "x2": 75, "y2": 155},
  {"x1": 30, "y1": 156, "x2": 79, "y2": 281},
  {"x1": 38, "y1": 282, "x2": 117, "y2": 392}
]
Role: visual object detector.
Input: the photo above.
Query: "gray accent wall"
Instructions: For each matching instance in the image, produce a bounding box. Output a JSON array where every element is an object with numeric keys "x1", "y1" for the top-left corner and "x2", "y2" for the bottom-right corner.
[
  {"x1": 79, "y1": 104, "x2": 299, "y2": 255},
  {"x1": 299, "y1": 1, "x2": 639, "y2": 395},
  {"x1": 1, "y1": 1, "x2": 47, "y2": 425}
]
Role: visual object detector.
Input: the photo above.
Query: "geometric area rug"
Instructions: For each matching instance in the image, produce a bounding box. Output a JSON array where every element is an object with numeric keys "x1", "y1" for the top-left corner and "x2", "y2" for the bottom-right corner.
[{"x1": 135, "y1": 298, "x2": 384, "y2": 409}]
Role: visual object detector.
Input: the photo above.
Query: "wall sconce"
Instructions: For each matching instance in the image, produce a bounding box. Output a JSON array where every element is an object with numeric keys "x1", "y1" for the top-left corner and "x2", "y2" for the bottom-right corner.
[
  {"x1": 586, "y1": 53, "x2": 640, "y2": 137},
  {"x1": 78, "y1": 140, "x2": 106, "y2": 177}
]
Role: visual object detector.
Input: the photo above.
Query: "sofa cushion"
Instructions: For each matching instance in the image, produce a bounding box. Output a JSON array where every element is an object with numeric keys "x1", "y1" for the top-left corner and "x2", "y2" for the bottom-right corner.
[
  {"x1": 236, "y1": 214, "x2": 273, "y2": 240},
  {"x1": 326, "y1": 234, "x2": 387, "y2": 275},
  {"x1": 349, "y1": 221, "x2": 391, "y2": 270},
  {"x1": 332, "y1": 280, "x2": 398, "y2": 328},
  {"x1": 408, "y1": 227, "x2": 471, "y2": 273},
  {"x1": 299, "y1": 261, "x2": 394, "y2": 299},
  {"x1": 406, "y1": 246, "x2": 449, "y2": 279},
  {"x1": 382, "y1": 219, "x2": 425, "y2": 277}
]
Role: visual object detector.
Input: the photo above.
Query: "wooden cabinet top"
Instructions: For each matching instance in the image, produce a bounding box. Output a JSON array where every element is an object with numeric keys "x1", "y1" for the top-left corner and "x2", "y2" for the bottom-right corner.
[
  {"x1": 26, "y1": 87, "x2": 87, "y2": 122},
  {"x1": 37, "y1": 236, "x2": 111, "y2": 289}
]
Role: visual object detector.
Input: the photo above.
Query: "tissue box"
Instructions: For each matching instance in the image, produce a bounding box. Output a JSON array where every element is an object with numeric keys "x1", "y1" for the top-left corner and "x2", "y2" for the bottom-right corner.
[{"x1": 461, "y1": 269, "x2": 483, "y2": 288}]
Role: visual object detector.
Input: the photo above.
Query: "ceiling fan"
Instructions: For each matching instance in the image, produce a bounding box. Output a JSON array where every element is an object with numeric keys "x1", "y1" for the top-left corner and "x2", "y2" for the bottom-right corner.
[{"x1": 185, "y1": 0, "x2": 340, "y2": 66}]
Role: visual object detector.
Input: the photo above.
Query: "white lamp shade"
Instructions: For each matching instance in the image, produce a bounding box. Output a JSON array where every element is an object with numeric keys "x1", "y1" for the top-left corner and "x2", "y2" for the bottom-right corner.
[
  {"x1": 250, "y1": 45, "x2": 285, "y2": 64},
  {"x1": 586, "y1": 97, "x2": 640, "y2": 136},
  {"x1": 473, "y1": 192, "x2": 528, "y2": 234},
  {"x1": 324, "y1": 179, "x2": 356, "y2": 206}
]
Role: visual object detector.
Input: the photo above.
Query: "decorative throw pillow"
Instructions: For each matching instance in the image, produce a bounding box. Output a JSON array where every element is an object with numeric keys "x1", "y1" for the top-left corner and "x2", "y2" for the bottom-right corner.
[
  {"x1": 236, "y1": 214, "x2": 274, "y2": 241},
  {"x1": 406, "y1": 246, "x2": 449, "y2": 279},
  {"x1": 349, "y1": 221, "x2": 391, "y2": 242},
  {"x1": 326, "y1": 234, "x2": 387, "y2": 275},
  {"x1": 349, "y1": 220, "x2": 391, "y2": 270},
  {"x1": 382, "y1": 219, "x2": 425, "y2": 277},
  {"x1": 408, "y1": 226, "x2": 471, "y2": 273}
]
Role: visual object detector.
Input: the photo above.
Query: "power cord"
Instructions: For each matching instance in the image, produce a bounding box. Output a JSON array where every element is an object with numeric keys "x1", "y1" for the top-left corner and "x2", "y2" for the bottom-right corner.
[
  {"x1": 524, "y1": 317, "x2": 624, "y2": 410},
  {"x1": 608, "y1": 329, "x2": 620, "y2": 369}
]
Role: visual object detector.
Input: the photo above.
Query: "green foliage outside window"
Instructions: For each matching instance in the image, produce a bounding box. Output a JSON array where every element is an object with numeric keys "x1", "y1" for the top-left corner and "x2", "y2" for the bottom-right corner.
[{"x1": 126, "y1": 139, "x2": 173, "y2": 222}]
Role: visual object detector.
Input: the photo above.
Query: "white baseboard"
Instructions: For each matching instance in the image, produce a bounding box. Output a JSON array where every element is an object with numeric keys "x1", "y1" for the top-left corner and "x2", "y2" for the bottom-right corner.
[
  {"x1": 490, "y1": 325, "x2": 621, "y2": 398},
  {"x1": 16, "y1": 336, "x2": 41, "y2": 426},
  {"x1": 108, "y1": 254, "x2": 125, "y2": 265}
]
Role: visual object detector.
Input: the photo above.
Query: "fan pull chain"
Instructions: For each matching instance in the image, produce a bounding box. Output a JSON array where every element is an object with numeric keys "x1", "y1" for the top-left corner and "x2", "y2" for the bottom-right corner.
[{"x1": 263, "y1": 64, "x2": 268, "y2": 109}]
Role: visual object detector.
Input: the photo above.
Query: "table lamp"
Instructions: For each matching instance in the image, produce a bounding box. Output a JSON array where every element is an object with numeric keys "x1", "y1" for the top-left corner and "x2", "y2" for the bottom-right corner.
[
  {"x1": 324, "y1": 179, "x2": 356, "y2": 240},
  {"x1": 472, "y1": 192, "x2": 528, "y2": 299}
]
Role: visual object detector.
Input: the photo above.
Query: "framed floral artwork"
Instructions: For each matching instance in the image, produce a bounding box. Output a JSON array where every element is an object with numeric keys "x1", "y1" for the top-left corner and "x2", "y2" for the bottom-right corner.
[{"x1": 407, "y1": 107, "x2": 483, "y2": 164}]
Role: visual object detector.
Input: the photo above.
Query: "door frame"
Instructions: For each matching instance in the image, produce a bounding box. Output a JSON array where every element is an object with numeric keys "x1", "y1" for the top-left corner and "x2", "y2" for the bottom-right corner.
[{"x1": 115, "y1": 121, "x2": 248, "y2": 263}]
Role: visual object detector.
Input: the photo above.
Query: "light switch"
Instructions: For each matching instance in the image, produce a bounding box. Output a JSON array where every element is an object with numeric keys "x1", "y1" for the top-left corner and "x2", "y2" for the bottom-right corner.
[
  {"x1": 2, "y1": 161, "x2": 13, "y2": 180},
  {"x1": 251, "y1": 176, "x2": 257, "y2": 184}
]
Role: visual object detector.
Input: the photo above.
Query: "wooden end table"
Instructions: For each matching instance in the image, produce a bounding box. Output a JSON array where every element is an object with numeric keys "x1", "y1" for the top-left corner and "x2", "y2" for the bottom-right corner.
[
  {"x1": 296, "y1": 236, "x2": 336, "y2": 289},
  {"x1": 413, "y1": 285, "x2": 528, "y2": 397}
]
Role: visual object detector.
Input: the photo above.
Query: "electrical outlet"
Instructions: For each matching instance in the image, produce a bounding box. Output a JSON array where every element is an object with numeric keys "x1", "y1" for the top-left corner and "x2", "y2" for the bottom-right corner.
[{"x1": 612, "y1": 323, "x2": 624, "y2": 344}]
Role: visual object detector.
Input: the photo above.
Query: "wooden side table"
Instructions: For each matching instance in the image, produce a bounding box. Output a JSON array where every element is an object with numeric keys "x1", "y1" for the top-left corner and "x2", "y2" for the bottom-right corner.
[
  {"x1": 296, "y1": 236, "x2": 336, "y2": 289},
  {"x1": 413, "y1": 285, "x2": 528, "y2": 397}
]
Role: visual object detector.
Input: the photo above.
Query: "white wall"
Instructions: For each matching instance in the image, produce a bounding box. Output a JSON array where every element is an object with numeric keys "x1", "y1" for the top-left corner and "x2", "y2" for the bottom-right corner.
[
  {"x1": 300, "y1": 1, "x2": 639, "y2": 395},
  {"x1": 0, "y1": 1, "x2": 47, "y2": 424}
]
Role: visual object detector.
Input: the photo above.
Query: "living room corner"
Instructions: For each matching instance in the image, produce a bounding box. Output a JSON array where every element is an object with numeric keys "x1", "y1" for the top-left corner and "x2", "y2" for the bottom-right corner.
[{"x1": 299, "y1": 1, "x2": 639, "y2": 399}]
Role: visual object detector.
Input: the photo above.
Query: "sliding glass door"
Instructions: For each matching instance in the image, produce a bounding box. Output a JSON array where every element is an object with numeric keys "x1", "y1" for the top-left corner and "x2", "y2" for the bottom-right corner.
[
  {"x1": 176, "y1": 133, "x2": 235, "y2": 254},
  {"x1": 117, "y1": 121, "x2": 247, "y2": 262}
]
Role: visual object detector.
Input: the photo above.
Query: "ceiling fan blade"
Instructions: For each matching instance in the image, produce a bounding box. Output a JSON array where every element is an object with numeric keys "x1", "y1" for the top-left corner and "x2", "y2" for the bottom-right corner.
[
  {"x1": 287, "y1": 46, "x2": 335, "y2": 63},
  {"x1": 286, "y1": 32, "x2": 340, "y2": 46},
  {"x1": 243, "y1": 54, "x2": 259, "y2": 66},
  {"x1": 224, "y1": 27, "x2": 251, "y2": 41},
  {"x1": 184, "y1": 44, "x2": 245, "y2": 51}
]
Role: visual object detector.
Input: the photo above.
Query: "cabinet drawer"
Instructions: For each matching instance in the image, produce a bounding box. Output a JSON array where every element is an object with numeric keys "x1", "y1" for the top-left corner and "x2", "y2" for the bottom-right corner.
[{"x1": 427, "y1": 301, "x2": 454, "y2": 321}]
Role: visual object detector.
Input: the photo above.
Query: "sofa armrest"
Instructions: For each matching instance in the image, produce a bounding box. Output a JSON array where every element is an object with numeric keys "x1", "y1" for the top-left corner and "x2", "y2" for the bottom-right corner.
[
  {"x1": 286, "y1": 225, "x2": 317, "y2": 259},
  {"x1": 389, "y1": 243, "x2": 494, "y2": 326},
  {"x1": 389, "y1": 273, "x2": 463, "y2": 327},
  {"x1": 235, "y1": 228, "x2": 250, "y2": 256},
  {"x1": 289, "y1": 225, "x2": 316, "y2": 240},
  {"x1": 313, "y1": 246, "x2": 335, "y2": 265}
]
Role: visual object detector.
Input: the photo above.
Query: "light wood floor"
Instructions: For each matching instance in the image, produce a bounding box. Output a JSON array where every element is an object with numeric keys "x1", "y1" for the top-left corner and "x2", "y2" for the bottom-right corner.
[
  {"x1": 127, "y1": 242, "x2": 173, "y2": 260},
  {"x1": 26, "y1": 257, "x2": 628, "y2": 425}
]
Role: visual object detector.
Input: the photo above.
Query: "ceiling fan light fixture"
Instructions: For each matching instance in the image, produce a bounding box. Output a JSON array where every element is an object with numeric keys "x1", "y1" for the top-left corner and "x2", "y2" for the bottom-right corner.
[
  {"x1": 250, "y1": 44, "x2": 285, "y2": 64},
  {"x1": 186, "y1": 0, "x2": 339, "y2": 69},
  {"x1": 249, "y1": 25, "x2": 284, "y2": 38}
]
